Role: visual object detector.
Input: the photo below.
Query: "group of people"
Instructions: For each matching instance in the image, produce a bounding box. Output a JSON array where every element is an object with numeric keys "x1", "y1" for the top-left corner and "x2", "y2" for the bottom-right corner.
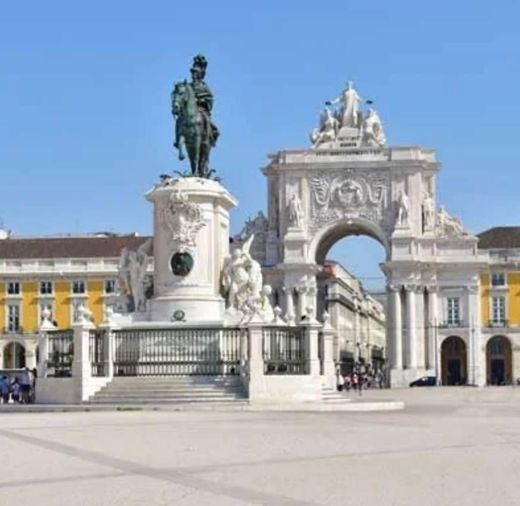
[
  {"x1": 336, "y1": 363, "x2": 386, "y2": 395},
  {"x1": 0, "y1": 368, "x2": 37, "y2": 404}
]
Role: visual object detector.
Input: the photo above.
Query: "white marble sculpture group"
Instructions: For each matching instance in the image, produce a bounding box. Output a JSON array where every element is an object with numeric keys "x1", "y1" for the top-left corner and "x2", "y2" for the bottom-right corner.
[
  {"x1": 310, "y1": 81, "x2": 386, "y2": 148},
  {"x1": 222, "y1": 235, "x2": 274, "y2": 323}
]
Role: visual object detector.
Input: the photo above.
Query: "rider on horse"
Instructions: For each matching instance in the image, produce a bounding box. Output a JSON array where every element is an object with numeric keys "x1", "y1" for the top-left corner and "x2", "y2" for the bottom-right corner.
[{"x1": 189, "y1": 54, "x2": 219, "y2": 147}]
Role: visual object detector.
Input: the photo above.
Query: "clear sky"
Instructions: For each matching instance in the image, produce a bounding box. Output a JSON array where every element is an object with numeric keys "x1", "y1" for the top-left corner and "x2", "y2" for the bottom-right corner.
[{"x1": 1, "y1": 1, "x2": 519, "y2": 289}]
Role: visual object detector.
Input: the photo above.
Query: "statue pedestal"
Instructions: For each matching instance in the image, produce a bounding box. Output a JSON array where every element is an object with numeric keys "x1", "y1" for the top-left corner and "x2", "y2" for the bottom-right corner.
[{"x1": 145, "y1": 177, "x2": 238, "y2": 323}]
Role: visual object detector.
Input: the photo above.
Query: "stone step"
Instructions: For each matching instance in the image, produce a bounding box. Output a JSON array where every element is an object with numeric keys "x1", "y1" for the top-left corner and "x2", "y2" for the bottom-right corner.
[
  {"x1": 94, "y1": 391, "x2": 243, "y2": 399},
  {"x1": 89, "y1": 375, "x2": 246, "y2": 405},
  {"x1": 91, "y1": 397, "x2": 248, "y2": 405}
]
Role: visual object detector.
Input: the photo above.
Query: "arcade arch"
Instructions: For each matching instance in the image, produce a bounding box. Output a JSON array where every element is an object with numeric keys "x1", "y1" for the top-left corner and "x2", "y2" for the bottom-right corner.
[
  {"x1": 441, "y1": 336, "x2": 467, "y2": 386},
  {"x1": 486, "y1": 335, "x2": 512, "y2": 385},
  {"x1": 3, "y1": 342, "x2": 26, "y2": 369}
]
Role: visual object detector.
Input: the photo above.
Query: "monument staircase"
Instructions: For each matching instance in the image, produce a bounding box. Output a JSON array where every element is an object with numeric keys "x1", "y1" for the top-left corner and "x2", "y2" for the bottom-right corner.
[
  {"x1": 87, "y1": 376, "x2": 248, "y2": 406},
  {"x1": 321, "y1": 384, "x2": 352, "y2": 404}
]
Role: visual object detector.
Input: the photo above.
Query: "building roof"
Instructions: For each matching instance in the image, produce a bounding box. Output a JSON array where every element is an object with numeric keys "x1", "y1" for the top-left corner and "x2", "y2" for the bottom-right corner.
[
  {"x1": 0, "y1": 235, "x2": 152, "y2": 260},
  {"x1": 478, "y1": 227, "x2": 520, "y2": 250}
]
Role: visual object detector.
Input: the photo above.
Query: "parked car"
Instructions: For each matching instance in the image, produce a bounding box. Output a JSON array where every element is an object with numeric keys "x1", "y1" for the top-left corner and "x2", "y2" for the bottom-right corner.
[{"x1": 409, "y1": 376, "x2": 437, "y2": 387}]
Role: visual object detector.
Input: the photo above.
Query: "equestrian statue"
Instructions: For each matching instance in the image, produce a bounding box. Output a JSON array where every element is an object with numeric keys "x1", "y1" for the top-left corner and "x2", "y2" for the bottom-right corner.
[{"x1": 171, "y1": 54, "x2": 220, "y2": 178}]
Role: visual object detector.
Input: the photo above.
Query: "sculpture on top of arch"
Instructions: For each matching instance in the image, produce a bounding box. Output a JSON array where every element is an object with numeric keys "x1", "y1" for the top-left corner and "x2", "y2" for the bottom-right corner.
[{"x1": 310, "y1": 81, "x2": 386, "y2": 149}]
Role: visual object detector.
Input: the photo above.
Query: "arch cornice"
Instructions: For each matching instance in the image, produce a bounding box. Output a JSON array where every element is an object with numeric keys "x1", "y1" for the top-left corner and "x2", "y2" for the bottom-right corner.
[{"x1": 308, "y1": 216, "x2": 390, "y2": 265}]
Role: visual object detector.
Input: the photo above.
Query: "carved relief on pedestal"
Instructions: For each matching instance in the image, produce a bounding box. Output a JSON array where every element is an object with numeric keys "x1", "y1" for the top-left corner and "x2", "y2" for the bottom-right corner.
[
  {"x1": 309, "y1": 170, "x2": 389, "y2": 230},
  {"x1": 160, "y1": 189, "x2": 206, "y2": 252}
]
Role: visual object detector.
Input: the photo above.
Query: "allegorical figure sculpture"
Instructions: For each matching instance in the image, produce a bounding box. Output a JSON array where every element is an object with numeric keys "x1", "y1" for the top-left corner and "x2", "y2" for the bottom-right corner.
[
  {"x1": 221, "y1": 235, "x2": 273, "y2": 321},
  {"x1": 327, "y1": 80, "x2": 364, "y2": 128},
  {"x1": 116, "y1": 239, "x2": 152, "y2": 313},
  {"x1": 396, "y1": 190, "x2": 410, "y2": 228},
  {"x1": 422, "y1": 192, "x2": 435, "y2": 232},
  {"x1": 171, "y1": 54, "x2": 219, "y2": 178},
  {"x1": 436, "y1": 206, "x2": 466, "y2": 237},
  {"x1": 362, "y1": 108, "x2": 386, "y2": 147},
  {"x1": 310, "y1": 107, "x2": 339, "y2": 147},
  {"x1": 287, "y1": 194, "x2": 303, "y2": 228}
]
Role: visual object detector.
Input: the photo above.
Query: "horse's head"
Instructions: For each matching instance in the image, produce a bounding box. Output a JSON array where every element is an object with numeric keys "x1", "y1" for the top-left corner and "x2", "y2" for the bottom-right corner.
[{"x1": 172, "y1": 80, "x2": 188, "y2": 116}]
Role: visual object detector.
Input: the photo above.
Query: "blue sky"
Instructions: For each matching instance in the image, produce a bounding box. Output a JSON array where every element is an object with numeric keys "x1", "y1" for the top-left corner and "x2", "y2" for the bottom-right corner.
[{"x1": 1, "y1": 1, "x2": 519, "y2": 289}]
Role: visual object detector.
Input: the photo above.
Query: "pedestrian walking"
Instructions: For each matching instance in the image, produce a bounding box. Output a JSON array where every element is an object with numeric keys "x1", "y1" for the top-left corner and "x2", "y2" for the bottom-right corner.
[{"x1": 336, "y1": 371, "x2": 345, "y2": 392}]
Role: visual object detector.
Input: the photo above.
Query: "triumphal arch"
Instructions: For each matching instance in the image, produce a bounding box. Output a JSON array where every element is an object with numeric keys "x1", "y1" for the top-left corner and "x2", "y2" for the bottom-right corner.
[{"x1": 240, "y1": 81, "x2": 486, "y2": 387}]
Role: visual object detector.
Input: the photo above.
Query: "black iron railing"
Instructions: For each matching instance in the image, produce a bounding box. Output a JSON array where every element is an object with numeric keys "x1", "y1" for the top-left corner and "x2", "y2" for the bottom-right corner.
[
  {"x1": 263, "y1": 326, "x2": 305, "y2": 375},
  {"x1": 113, "y1": 327, "x2": 243, "y2": 376},
  {"x1": 47, "y1": 329, "x2": 74, "y2": 377},
  {"x1": 89, "y1": 329, "x2": 106, "y2": 377}
]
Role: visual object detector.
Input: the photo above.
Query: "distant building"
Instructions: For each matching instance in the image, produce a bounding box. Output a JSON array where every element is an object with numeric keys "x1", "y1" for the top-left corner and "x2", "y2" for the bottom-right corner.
[
  {"x1": 0, "y1": 233, "x2": 150, "y2": 369},
  {"x1": 318, "y1": 260, "x2": 386, "y2": 375}
]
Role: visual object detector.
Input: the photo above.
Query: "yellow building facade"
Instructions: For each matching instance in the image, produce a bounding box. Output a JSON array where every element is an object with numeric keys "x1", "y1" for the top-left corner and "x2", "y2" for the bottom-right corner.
[{"x1": 0, "y1": 234, "x2": 150, "y2": 369}]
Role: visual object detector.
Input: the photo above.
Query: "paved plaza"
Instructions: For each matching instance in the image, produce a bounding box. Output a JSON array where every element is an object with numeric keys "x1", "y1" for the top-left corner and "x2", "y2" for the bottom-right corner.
[{"x1": 0, "y1": 389, "x2": 520, "y2": 505}]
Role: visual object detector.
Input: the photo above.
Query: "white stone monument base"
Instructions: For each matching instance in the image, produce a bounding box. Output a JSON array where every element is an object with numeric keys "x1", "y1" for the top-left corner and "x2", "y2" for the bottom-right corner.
[{"x1": 149, "y1": 296, "x2": 225, "y2": 323}]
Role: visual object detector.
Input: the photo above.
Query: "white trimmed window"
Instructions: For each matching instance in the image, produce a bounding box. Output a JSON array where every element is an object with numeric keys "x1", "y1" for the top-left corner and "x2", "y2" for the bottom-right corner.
[
  {"x1": 104, "y1": 279, "x2": 116, "y2": 294},
  {"x1": 72, "y1": 280, "x2": 86, "y2": 295},
  {"x1": 7, "y1": 281, "x2": 20, "y2": 295},
  {"x1": 492, "y1": 296, "x2": 506, "y2": 324},
  {"x1": 7, "y1": 304, "x2": 20, "y2": 332},
  {"x1": 447, "y1": 297, "x2": 460, "y2": 325},
  {"x1": 40, "y1": 281, "x2": 53, "y2": 295},
  {"x1": 491, "y1": 272, "x2": 506, "y2": 287}
]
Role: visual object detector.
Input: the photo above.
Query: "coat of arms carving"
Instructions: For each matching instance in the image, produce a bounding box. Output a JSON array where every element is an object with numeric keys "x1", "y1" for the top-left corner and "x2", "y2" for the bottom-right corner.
[
  {"x1": 310, "y1": 170, "x2": 389, "y2": 228},
  {"x1": 161, "y1": 189, "x2": 206, "y2": 251}
]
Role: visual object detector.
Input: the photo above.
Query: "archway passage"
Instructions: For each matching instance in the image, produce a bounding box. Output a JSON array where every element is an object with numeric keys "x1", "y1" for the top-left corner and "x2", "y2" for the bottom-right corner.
[
  {"x1": 314, "y1": 226, "x2": 387, "y2": 378},
  {"x1": 441, "y1": 336, "x2": 467, "y2": 385},
  {"x1": 3, "y1": 342, "x2": 26, "y2": 369},
  {"x1": 486, "y1": 336, "x2": 512, "y2": 385}
]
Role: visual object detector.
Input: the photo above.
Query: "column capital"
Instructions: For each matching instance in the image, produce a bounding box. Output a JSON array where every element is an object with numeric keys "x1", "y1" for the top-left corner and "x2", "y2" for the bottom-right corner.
[
  {"x1": 388, "y1": 284, "x2": 402, "y2": 293},
  {"x1": 404, "y1": 284, "x2": 422, "y2": 293}
]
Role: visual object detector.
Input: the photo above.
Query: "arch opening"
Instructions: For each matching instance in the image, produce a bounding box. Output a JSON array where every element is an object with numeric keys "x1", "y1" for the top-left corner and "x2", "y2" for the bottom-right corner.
[
  {"x1": 441, "y1": 336, "x2": 467, "y2": 386},
  {"x1": 3, "y1": 342, "x2": 26, "y2": 369},
  {"x1": 486, "y1": 335, "x2": 512, "y2": 386},
  {"x1": 314, "y1": 223, "x2": 388, "y2": 378}
]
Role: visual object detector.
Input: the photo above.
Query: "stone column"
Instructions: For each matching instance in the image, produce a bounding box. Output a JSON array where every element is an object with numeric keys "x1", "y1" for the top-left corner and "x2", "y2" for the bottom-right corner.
[
  {"x1": 415, "y1": 287, "x2": 425, "y2": 370},
  {"x1": 25, "y1": 345, "x2": 37, "y2": 370},
  {"x1": 390, "y1": 286, "x2": 403, "y2": 369},
  {"x1": 466, "y1": 285, "x2": 483, "y2": 385},
  {"x1": 406, "y1": 286, "x2": 417, "y2": 368},
  {"x1": 427, "y1": 287, "x2": 438, "y2": 372}
]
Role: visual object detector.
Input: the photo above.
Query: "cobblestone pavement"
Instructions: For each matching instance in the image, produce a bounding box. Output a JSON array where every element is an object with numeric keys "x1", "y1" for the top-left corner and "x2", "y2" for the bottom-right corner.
[{"x1": 1, "y1": 388, "x2": 520, "y2": 505}]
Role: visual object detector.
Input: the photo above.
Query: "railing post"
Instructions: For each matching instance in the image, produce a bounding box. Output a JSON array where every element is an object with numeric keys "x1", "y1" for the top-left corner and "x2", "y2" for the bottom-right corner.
[
  {"x1": 72, "y1": 308, "x2": 94, "y2": 380},
  {"x1": 37, "y1": 331, "x2": 49, "y2": 378},
  {"x1": 247, "y1": 321, "x2": 264, "y2": 379},
  {"x1": 321, "y1": 311, "x2": 336, "y2": 382},
  {"x1": 38, "y1": 309, "x2": 56, "y2": 378},
  {"x1": 302, "y1": 318, "x2": 321, "y2": 378},
  {"x1": 99, "y1": 311, "x2": 119, "y2": 379},
  {"x1": 239, "y1": 327, "x2": 249, "y2": 377}
]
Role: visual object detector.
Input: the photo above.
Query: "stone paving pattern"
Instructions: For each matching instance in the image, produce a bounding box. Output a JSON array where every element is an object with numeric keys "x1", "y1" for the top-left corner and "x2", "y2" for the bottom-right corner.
[{"x1": 1, "y1": 388, "x2": 520, "y2": 505}]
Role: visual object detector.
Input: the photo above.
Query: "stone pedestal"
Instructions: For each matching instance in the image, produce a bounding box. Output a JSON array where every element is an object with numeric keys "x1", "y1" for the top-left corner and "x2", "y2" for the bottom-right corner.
[{"x1": 146, "y1": 177, "x2": 238, "y2": 323}]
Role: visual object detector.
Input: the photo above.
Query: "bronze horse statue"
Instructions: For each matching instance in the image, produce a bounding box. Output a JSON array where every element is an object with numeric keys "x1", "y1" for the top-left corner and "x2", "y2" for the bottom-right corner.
[{"x1": 171, "y1": 80, "x2": 212, "y2": 178}]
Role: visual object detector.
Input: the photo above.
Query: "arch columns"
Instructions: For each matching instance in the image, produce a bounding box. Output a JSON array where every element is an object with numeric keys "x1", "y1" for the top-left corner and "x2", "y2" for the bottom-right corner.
[{"x1": 389, "y1": 285, "x2": 403, "y2": 370}]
